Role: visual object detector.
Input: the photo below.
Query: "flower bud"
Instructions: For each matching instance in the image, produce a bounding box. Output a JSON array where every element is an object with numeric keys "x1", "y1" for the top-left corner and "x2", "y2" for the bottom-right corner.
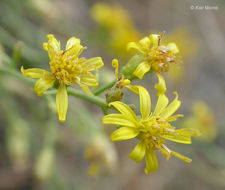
[{"x1": 105, "y1": 85, "x2": 124, "y2": 104}]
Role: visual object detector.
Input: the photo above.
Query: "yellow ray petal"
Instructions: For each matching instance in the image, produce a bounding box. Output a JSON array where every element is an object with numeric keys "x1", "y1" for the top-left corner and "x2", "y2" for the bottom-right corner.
[
  {"x1": 82, "y1": 57, "x2": 104, "y2": 71},
  {"x1": 66, "y1": 37, "x2": 80, "y2": 50},
  {"x1": 160, "y1": 92, "x2": 181, "y2": 119},
  {"x1": 138, "y1": 86, "x2": 151, "y2": 120},
  {"x1": 79, "y1": 84, "x2": 93, "y2": 96},
  {"x1": 109, "y1": 101, "x2": 137, "y2": 122},
  {"x1": 34, "y1": 74, "x2": 55, "y2": 96},
  {"x1": 154, "y1": 73, "x2": 166, "y2": 96},
  {"x1": 166, "y1": 114, "x2": 183, "y2": 122},
  {"x1": 167, "y1": 43, "x2": 179, "y2": 54},
  {"x1": 64, "y1": 43, "x2": 84, "y2": 59},
  {"x1": 110, "y1": 127, "x2": 139, "y2": 141},
  {"x1": 133, "y1": 61, "x2": 151, "y2": 79},
  {"x1": 139, "y1": 37, "x2": 151, "y2": 50},
  {"x1": 153, "y1": 94, "x2": 169, "y2": 116},
  {"x1": 149, "y1": 34, "x2": 160, "y2": 46},
  {"x1": 126, "y1": 85, "x2": 139, "y2": 94},
  {"x1": 159, "y1": 148, "x2": 171, "y2": 160},
  {"x1": 129, "y1": 141, "x2": 146, "y2": 162},
  {"x1": 127, "y1": 42, "x2": 145, "y2": 54},
  {"x1": 73, "y1": 79, "x2": 93, "y2": 96},
  {"x1": 46, "y1": 34, "x2": 61, "y2": 60},
  {"x1": 102, "y1": 114, "x2": 137, "y2": 128},
  {"x1": 56, "y1": 84, "x2": 68, "y2": 122},
  {"x1": 126, "y1": 85, "x2": 151, "y2": 119},
  {"x1": 21, "y1": 66, "x2": 46, "y2": 79},
  {"x1": 80, "y1": 72, "x2": 98, "y2": 87},
  {"x1": 46, "y1": 34, "x2": 60, "y2": 52},
  {"x1": 175, "y1": 128, "x2": 201, "y2": 137},
  {"x1": 161, "y1": 133, "x2": 192, "y2": 144},
  {"x1": 145, "y1": 149, "x2": 158, "y2": 174},
  {"x1": 171, "y1": 151, "x2": 192, "y2": 163}
]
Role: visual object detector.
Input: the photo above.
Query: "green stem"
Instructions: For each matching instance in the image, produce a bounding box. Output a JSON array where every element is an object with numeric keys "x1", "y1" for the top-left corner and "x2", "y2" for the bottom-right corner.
[
  {"x1": 68, "y1": 88, "x2": 107, "y2": 108},
  {"x1": 92, "y1": 55, "x2": 142, "y2": 96},
  {"x1": 101, "y1": 106, "x2": 109, "y2": 115},
  {"x1": 0, "y1": 67, "x2": 108, "y2": 110},
  {"x1": 92, "y1": 80, "x2": 116, "y2": 96},
  {"x1": 0, "y1": 67, "x2": 35, "y2": 85},
  {"x1": 91, "y1": 73, "x2": 137, "y2": 96},
  {"x1": 44, "y1": 88, "x2": 107, "y2": 108}
]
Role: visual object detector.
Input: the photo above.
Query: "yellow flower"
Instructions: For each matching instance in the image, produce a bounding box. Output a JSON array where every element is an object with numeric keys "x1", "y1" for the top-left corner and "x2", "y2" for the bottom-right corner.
[
  {"x1": 102, "y1": 86, "x2": 200, "y2": 174},
  {"x1": 154, "y1": 72, "x2": 167, "y2": 96},
  {"x1": 127, "y1": 34, "x2": 181, "y2": 79},
  {"x1": 21, "y1": 34, "x2": 104, "y2": 122}
]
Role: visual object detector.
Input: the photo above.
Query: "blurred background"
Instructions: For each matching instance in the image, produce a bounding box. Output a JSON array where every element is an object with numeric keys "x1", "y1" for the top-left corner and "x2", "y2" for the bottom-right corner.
[{"x1": 0, "y1": 0, "x2": 225, "y2": 189}]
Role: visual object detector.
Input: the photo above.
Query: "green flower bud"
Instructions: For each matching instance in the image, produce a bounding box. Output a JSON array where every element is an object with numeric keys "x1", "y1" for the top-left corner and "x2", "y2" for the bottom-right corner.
[{"x1": 105, "y1": 85, "x2": 124, "y2": 104}]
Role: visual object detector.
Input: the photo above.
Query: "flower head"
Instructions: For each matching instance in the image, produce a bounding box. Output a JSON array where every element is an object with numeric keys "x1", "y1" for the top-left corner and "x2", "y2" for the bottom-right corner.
[
  {"x1": 127, "y1": 34, "x2": 181, "y2": 79},
  {"x1": 102, "y1": 86, "x2": 200, "y2": 174},
  {"x1": 21, "y1": 34, "x2": 104, "y2": 122}
]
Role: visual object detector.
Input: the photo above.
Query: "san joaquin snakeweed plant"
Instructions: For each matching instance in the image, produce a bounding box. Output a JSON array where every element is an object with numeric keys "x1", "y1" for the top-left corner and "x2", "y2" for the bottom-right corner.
[{"x1": 0, "y1": 32, "x2": 201, "y2": 174}]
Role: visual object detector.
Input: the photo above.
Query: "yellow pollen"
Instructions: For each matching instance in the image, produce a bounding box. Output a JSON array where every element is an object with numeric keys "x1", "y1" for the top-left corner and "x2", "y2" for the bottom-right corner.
[
  {"x1": 146, "y1": 45, "x2": 179, "y2": 73},
  {"x1": 142, "y1": 132, "x2": 165, "y2": 150},
  {"x1": 49, "y1": 52, "x2": 84, "y2": 85}
]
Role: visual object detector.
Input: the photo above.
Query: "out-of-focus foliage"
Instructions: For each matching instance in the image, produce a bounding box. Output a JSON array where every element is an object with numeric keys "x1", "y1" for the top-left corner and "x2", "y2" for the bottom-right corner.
[
  {"x1": 84, "y1": 134, "x2": 118, "y2": 177},
  {"x1": 90, "y1": 2, "x2": 140, "y2": 57},
  {"x1": 182, "y1": 101, "x2": 217, "y2": 142}
]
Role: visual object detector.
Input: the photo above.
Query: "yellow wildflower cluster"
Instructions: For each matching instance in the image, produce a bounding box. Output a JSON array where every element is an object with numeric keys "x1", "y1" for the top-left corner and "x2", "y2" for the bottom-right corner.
[
  {"x1": 21, "y1": 34, "x2": 103, "y2": 122},
  {"x1": 97, "y1": 31, "x2": 202, "y2": 173},
  {"x1": 19, "y1": 30, "x2": 200, "y2": 174},
  {"x1": 103, "y1": 84, "x2": 200, "y2": 174},
  {"x1": 127, "y1": 34, "x2": 181, "y2": 79}
]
